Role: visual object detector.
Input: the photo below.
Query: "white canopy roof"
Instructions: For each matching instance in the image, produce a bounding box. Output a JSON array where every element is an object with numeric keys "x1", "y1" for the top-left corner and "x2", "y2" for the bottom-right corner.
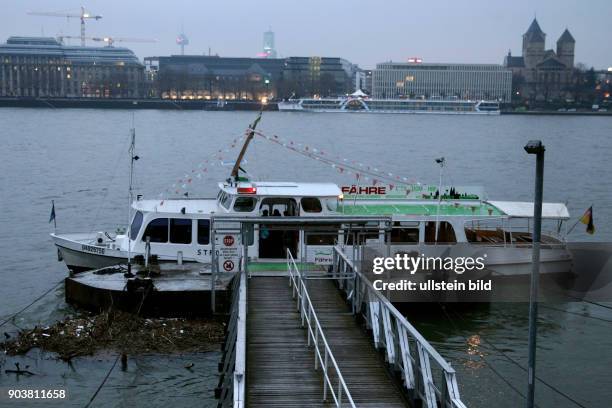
[
  {"x1": 133, "y1": 198, "x2": 218, "y2": 214},
  {"x1": 221, "y1": 182, "x2": 341, "y2": 197},
  {"x1": 488, "y1": 201, "x2": 570, "y2": 219},
  {"x1": 350, "y1": 89, "x2": 368, "y2": 97}
]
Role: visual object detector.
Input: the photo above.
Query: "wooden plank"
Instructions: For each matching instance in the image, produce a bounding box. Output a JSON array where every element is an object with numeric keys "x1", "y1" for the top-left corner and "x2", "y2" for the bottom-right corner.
[
  {"x1": 245, "y1": 276, "x2": 409, "y2": 407},
  {"x1": 247, "y1": 277, "x2": 330, "y2": 407}
]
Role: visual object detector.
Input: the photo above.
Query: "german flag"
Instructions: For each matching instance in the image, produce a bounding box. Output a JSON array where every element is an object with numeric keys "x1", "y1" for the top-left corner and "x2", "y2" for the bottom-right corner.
[{"x1": 580, "y1": 206, "x2": 595, "y2": 234}]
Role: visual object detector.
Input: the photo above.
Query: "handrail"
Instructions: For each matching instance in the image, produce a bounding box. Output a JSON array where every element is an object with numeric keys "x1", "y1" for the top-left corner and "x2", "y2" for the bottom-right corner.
[
  {"x1": 333, "y1": 245, "x2": 468, "y2": 408},
  {"x1": 233, "y1": 270, "x2": 246, "y2": 407},
  {"x1": 286, "y1": 251, "x2": 356, "y2": 408},
  {"x1": 216, "y1": 270, "x2": 247, "y2": 408}
]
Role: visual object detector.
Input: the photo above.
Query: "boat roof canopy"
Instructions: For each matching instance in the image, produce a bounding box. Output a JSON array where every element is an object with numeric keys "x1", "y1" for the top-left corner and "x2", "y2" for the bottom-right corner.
[
  {"x1": 220, "y1": 181, "x2": 342, "y2": 198},
  {"x1": 133, "y1": 199, "x2": 218, "y2": 214},
  {"x1": 488, "y1": 201, "x2": 570, "y2": 219}
]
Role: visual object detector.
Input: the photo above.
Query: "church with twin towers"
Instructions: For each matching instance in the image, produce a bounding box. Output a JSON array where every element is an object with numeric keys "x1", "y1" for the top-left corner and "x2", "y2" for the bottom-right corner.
[{"x1": 504, "y1": 18, "x2": 576, "y2": 102}]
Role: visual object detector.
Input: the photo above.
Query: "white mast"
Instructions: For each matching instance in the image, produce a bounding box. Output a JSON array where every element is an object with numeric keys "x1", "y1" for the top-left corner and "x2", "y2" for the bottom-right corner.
[{"x1": 127, "y1": 125, "x2": 138, "y2": 275}]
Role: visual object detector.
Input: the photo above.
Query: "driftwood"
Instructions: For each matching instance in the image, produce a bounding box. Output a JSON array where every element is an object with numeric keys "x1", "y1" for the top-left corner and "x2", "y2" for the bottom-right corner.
[{"x1": 1, "y1": 310, "x2": 224, "y2": 361}]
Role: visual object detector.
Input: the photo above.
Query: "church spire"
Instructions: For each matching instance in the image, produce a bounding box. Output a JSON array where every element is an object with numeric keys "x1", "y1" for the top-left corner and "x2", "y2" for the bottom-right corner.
[
  {"x1": 524, "y1": 18, "x2": 545, "y2": 42},
  {"x1": 558, "y1": 28, "x2": 575, "y2": 43}
]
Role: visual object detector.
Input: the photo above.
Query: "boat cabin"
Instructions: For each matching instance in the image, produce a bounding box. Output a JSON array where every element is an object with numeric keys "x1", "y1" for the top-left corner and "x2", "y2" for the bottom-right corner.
[{"x1": 125, "y1": 181, "x2": 571, "y2": 269}]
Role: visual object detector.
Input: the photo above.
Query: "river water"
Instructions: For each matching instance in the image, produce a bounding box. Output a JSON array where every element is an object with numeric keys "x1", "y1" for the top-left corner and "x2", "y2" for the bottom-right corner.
[{"x1": 0, "y1": 108, "x2": 611, "y2": 407}]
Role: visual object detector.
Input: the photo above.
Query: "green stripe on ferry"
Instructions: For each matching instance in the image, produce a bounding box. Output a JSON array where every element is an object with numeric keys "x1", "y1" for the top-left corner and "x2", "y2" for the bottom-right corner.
[{"x1": 339, "y1": 203, "x2": 503, "y2": 216}]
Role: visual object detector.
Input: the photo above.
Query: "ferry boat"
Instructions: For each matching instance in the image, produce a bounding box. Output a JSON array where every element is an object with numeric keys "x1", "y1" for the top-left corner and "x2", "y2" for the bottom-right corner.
[
  {"x1": 51, "y1": 118, "x2": 571, "y2": 276},
  {"x1": 278, "y1": 91, "x2": 501, "y2": 115}
]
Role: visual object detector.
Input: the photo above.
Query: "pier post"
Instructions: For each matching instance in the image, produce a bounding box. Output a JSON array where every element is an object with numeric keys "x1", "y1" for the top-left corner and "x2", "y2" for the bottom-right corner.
[{"x1": 524, "y1": 140, "x2": 545, "y2": 408}]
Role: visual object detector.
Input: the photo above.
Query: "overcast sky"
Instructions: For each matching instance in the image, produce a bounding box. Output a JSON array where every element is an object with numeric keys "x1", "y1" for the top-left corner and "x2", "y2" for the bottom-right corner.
[{"x1": 2, "y1": 0, "x2": 611, "y2": 69}]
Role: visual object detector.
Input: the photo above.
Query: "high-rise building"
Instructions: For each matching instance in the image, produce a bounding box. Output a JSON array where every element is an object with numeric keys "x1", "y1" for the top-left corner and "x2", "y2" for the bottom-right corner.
[{"x1": 262, "y1": 29, "x2": 277, "y2": 58}]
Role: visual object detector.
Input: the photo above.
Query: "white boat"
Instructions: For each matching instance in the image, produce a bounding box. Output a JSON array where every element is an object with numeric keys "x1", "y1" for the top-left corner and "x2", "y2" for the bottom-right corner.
[
  {"x1": 52, "y1": 118, "x2": 571, "y2": 276},
  {"x1": 278, "y1": 92, "x2": 501, "y2": 115}
]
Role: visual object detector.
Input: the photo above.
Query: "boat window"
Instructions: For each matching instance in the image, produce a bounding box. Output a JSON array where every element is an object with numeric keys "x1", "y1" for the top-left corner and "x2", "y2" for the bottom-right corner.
[
  {"x1": 130, "y1": 211, "x2": 143, "y2": 240},
  {"x1": 425, "y1": 221, "x2": 456, "y2": 244},
  {"x1": 234, "y1": 197, "x2": 257, "y2": 212},
  {"x1": 220, "y1": 192, "x2": 233, "y2": 210},
  {"x1": 142, "y1": 218, "x2": 168, "y2": 243},
  {"x1": 301, "y1": 197, "x2": 322, "y2": 213},
  {"x1": 260, "y1": 197, "x2": 297, "y2": 216},
  {"x1": 197, "y1": 219, "x2": 210, "y2": 245},
  {"x1": 326, "y1": 198, "x2": 338, "y2": 212},
  {"x1": 390, "y1": 221, "x2": 419, "y2": 244},
  {"x1": 170, "y1": 218, "x2": 192, "y2": 244}
]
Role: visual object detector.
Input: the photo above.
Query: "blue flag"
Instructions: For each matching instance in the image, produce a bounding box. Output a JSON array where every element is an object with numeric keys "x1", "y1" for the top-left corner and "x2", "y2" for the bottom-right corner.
[{"x1": 49, "y1": 201, "x2": 56, "y2": 224}]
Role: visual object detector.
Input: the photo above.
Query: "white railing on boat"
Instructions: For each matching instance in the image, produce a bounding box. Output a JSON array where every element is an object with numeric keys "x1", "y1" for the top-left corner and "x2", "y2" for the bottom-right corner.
[
  {"x1": 332, "y1": 245, "x2": 468, "y2": 408},
  {"x1": 286, "y1": 250, "x2": 356, "y2": 408}
]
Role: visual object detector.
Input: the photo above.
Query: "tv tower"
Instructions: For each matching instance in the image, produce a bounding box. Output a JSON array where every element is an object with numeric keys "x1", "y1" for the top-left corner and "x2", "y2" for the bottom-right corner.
[{"x1": 176, "y1": 25, "x2": 189, "y2": 55}]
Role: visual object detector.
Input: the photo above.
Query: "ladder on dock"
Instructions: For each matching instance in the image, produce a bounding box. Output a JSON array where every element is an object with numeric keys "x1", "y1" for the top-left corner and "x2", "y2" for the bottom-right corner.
[{"x1": 217, "y1": 247, "x2": 467, "y2": 408}]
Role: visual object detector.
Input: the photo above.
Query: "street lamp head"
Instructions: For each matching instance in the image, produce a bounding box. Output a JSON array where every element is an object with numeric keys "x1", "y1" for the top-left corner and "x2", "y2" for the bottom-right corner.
[{"x1": 524, "y1": 140, "x2": 545, "y2": 154}]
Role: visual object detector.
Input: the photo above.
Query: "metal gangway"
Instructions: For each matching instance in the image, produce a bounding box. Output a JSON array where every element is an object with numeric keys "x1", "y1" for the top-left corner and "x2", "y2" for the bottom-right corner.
[{"x1": 214, "y1": 217, "x2": 467, "y2": 408}]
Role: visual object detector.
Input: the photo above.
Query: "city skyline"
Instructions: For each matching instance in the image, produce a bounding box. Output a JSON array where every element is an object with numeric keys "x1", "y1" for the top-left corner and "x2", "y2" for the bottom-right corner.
[{"x1": 1, "y1": 0, "x2": 611, "y2": 69}]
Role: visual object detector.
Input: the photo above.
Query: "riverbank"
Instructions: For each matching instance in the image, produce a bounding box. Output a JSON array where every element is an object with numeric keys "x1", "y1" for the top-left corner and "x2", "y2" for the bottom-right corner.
[
  {"x1": 502, "y1": 109, "x2": 612, "y2": 116},
  {"x1": 0, "y1": 97, "x2": 276, "y2": 111},
  {"x1": 2, "y1": 97, "x2": 611, "y2": 115}
]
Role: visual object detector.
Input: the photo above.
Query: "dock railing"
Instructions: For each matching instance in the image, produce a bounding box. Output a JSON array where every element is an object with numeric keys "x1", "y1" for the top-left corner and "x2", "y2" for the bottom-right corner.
[
  {"x1": 216, "y1": 269, "x2": 247, "y2": 408},
  {"x1": 287, "y1": 250, "x2": 356, "y2": 408},
  {"x1": 332, "y1": 245, "x2": 468, "y2": 408}
]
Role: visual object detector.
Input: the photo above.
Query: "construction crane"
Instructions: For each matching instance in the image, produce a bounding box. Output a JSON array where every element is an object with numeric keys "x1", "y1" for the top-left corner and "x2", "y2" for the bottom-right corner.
[
  {"x1": 57, "y1": 35, "x2": 157, "y2": 47},
  {"x1": 28, "y1": 6, "x2": 102, "y2": 46}
]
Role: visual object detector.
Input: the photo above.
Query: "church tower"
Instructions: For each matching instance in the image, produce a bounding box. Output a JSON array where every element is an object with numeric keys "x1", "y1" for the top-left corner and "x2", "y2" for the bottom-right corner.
[
  {"x1": 522, "y1": 18, "x2": 546, "y2": 69},
  {"x1": 556, "y1": 29, "x2": 575, "y2": 68}
]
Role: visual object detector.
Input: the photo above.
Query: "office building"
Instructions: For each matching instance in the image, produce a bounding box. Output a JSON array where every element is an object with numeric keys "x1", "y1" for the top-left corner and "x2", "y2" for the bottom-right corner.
[
  {"x1": 0, "y1": 36, "x2": 144, "y2": 98},
  {"x1": 145, "y1": 55, "x2": 285, "y2": 100},
  {"x1": 372, "y1": 61, "x2": 512, "y2": 102}
]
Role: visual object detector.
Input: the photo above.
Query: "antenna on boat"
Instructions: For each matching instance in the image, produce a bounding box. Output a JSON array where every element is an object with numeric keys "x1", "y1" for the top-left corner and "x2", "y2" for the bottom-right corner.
[
  {"x1": 434, "y1": 157, "x2": 445, "y2": 242},
  {"x1": 230, "y1": 111, "x2": 262, "y2": 185},
  {"x1": 126, "y1": 123, "x2": 139, "y2": 276}
]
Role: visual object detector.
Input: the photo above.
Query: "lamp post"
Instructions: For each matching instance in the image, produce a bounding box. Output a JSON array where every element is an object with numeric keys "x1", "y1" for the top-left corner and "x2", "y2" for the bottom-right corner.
[
  {"x1": 523, "y1": 140, "x2": 545, "y2": 408},
  {"x1": 434, "y1": 157, "x2": 445, "y2": 243}
]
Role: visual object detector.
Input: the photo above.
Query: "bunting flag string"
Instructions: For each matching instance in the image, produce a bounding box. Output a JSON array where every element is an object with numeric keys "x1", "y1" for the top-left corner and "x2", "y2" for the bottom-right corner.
[
  {"x1": 155, "y1": 126, "x2": 420, "y2": 207},
  {"x1": 252, "y1": 129, "x2": 418, "y2": 188},
  {"x1": 156, "y1": 131, "x2": 249, "y2": 204}
]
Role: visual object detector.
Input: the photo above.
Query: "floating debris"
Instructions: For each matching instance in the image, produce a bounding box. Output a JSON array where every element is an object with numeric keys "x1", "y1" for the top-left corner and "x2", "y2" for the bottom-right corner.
[{"x1": 1, "y1": 310, "x2": 224, "y2": 361}]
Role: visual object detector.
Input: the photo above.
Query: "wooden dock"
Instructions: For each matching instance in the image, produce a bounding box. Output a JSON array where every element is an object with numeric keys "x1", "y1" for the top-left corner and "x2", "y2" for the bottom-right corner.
[
  {"x1": 247, "y1": 276, "x2": 329, "y2": 407},
  {"x1": 216, "y1": 247, "x2": 467, "y2": 408},
  {"x1": 308, "y1": 279, "x2": 409, "y2": 407}
]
